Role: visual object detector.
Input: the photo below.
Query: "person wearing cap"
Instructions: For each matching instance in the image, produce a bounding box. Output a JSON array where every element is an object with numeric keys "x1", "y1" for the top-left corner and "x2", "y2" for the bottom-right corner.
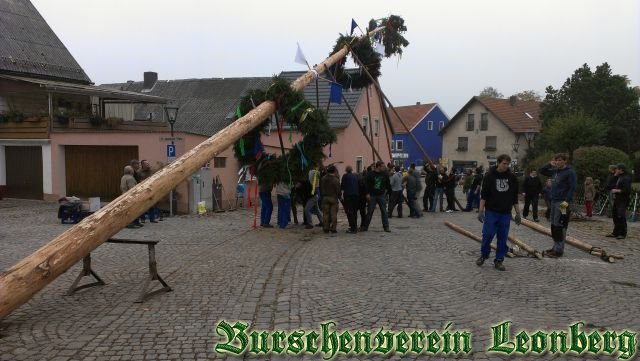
[
  {"x1": 539, "y1": 153, "x2": 577, "y2": 258},
  {"x1": 607, "y1": 163, "x2": 632, "y2": 239}
]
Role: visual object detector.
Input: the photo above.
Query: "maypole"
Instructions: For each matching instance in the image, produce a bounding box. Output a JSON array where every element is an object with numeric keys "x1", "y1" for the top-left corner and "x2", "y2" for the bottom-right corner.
[{"x1": 0, "y1": 17, "x2": 408, "y2": 321}]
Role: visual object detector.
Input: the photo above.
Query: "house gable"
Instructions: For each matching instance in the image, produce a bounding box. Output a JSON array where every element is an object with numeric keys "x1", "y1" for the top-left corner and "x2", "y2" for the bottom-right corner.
[{"x1": 0, "y1": 0, "x2": 91, "y2": 84}]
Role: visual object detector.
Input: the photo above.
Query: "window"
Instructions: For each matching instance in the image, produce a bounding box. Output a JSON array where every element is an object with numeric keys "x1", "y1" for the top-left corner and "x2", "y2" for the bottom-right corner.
[
  {"x1": 396, "y1": 140, "x2": 404, "y2": 151},
  {"x1": 393, "y1": 159, "x2": 403, "y2": 167},
  {"x1": 466, "y1": 114, "x2": 475, "y2": 131},
  {"x1": 457, "y1": 137, "x2": 468, "y2": 151},
  {"x1": 374, "y1": 118, "x2": 380, "y2": 136},
  {"x1": 362, "y1": 116, "x2": 369, "y2": 135},
  {"x1": 390, "y1": 140, "x2": 395, "y2": 151},
  {"x1": 485, "y1": 136, "x2": 497, "y2": 151},
  {"x1": 480, "y1": 113, "x2": 488, "y2": 131},
  {"x1": 439, "y1": 121, "x2": 445, "y2": 130},
  {"x1": 213, "y1": 157, "x2": 226, "y2": 168},
  {"x1": 356, "y1": 156, "x2": 363, "y2": 173},
  {"x1": 427, "y1": 121, "x2": 433, "y2": 131}
]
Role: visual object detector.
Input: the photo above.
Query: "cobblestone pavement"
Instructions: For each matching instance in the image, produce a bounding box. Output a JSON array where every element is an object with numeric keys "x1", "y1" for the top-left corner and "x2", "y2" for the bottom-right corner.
[{"x1": 1, "y1": 197, "x2": 639, "y2": 361}]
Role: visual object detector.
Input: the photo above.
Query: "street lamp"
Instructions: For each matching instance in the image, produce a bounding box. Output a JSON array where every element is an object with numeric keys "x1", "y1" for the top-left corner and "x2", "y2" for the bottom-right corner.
[
  {"x1": 164, "y1": 105, "x2": 179, "y2": 217},
  {"x1": 164, "y1": 105, "x2": 179, "y2": 143}
]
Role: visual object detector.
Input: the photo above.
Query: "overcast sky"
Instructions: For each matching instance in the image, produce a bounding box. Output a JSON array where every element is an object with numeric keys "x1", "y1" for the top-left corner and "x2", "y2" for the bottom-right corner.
[{"x1": 31, "y1": 0, "x2": 640, "y2": 117}]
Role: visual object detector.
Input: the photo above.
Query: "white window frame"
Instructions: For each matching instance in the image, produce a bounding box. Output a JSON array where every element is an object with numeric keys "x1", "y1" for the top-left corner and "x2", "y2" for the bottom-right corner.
[
  {"x1": 396, "y1": 140, "x2": 404, "y2": 151},
  {"x1": 439, "y1": 121, "x2": 445, "y2": 130},
  {"x1": 427, "y1": 121, "x2": 433, "y2": 131},
  {"x1": 374, "y1": 118, "x2": 380, "y2": 136},
  {"x1": 356, "y1": 156, "x2": 363, "y2": 173}
]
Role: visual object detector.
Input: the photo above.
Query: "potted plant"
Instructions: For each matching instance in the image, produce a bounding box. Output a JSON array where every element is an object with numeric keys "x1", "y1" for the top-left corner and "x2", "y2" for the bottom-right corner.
[{"x1": 55, "y1": 110, "x2": 70, "y2": 125}]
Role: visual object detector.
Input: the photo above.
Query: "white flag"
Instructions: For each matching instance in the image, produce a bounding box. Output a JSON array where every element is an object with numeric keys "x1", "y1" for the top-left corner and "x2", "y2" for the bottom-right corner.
[{"x1": 295, "y1": 42, "x2": 309, "y2": 67}]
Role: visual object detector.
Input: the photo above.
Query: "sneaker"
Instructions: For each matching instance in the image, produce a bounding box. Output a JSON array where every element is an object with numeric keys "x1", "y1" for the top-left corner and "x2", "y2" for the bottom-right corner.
[
  {"x1": 359, "y1": 226, "x2": 368, "y2": 232},
  {"x1": 543, "y1": 249, "x2": 561, "y2": 258},
  {"x1": 494, "y1": 261, "x2": 506, "y2": 271},
  {"x1": 605, "y1": 234, "x2": 617, "y2": 238},
  {"x1": 615, "y1": 235, "x2": 626, "y2": 240},
  {"x1": 384, "y1": 228, "x2": 391, "y2": 232},
  {"x1": 445, "y1": 210, "x2": 453, "y2": 213},
  {"x1": 476, "y1": 257, "x2": 486, "y2": 266},
  {"x1": 261, "y1": 224, "x2": 274, "y2": 228},
  {"x1": 304, "y1": 225, "x2": 313, "y2": 229},
  {"x1": 346, "y1": 229, "x2": 357, "y2": 234}
]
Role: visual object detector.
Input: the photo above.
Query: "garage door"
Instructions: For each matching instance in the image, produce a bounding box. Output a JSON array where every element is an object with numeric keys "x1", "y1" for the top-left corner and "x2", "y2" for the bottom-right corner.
[
  {"x1": 65, "y1": 145, "x2": 138, "y2": 200},
  {"x1": 5, "y1": 146, "x2": 43, "y2": 199}
]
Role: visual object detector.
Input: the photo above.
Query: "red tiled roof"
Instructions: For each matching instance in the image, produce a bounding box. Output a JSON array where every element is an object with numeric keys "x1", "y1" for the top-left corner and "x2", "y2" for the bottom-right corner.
[
  {"x1": 475, "y1": 96, "x2": 541, "y2": 133},
  {"x1": 387, "y1": 103, "x2": 437, "y2": 134}
]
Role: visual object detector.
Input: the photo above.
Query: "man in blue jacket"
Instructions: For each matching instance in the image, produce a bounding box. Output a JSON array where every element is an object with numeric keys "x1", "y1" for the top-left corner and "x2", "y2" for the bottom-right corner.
[{"x1": 539, "y1": 153, "x2": 577, "y2": 258}]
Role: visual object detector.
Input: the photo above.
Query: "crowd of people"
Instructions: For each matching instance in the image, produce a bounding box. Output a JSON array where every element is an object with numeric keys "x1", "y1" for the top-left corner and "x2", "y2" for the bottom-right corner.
[{"x1": 120, "y1": 159, "x2": 164, "y2": 229}]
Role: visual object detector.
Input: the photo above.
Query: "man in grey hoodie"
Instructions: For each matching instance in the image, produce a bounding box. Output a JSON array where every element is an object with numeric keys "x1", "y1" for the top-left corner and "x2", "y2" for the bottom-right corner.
[{"x1": 388, "y1": 166, "x2": 404, "y2": 218}]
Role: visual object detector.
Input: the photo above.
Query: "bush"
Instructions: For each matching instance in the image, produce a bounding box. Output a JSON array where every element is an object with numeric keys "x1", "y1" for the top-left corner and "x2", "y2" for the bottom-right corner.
[{"x1": 572, "y1": 146, "x2": 630, "y2": 184}]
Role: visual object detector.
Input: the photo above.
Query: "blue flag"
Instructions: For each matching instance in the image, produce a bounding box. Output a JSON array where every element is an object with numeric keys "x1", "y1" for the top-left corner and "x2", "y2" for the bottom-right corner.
[
  {"x1": 330, "y1": 82, "x2": 342, "y2": 104},
  {"x1": 350, "y1": 19, "x2": 358, "y2": 36}
]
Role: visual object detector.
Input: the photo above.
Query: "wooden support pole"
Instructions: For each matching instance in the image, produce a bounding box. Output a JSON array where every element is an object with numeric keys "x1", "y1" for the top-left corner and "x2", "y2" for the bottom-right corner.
[
  {"x1": 376, "y1": 91, "x2": 394, "y2": 161},
  {"x1": 445, "y1": 222, "x2": 515, "y2": 258},
  {"x1": 520, "y1": 218, "x2": 623, "y2": 261},
  {"x1": 507, "y1": 234, "x2": 542, "y2": 259},
  {"x1": 365, "y1": 86, "x2": 377, "y2": 162},
  {"x1": 348, "y1": 48, "x2": 434, "y2": 167},
  {"x1": 0, "y1": 31, "x2": 385, "y2": 320}
]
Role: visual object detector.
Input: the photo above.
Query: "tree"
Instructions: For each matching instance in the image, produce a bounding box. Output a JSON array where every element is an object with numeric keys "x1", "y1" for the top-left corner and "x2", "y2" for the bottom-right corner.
[
  {"x1": 512, "y1": 90, "x2": 541, "y2": 102},
  {"x1": 479, "y1": 86, "x2": 503, "y2": 98},
  {"x1": 541, "y1": 63, "x2": 640, "y2": 154},
  {"x1": 535, "y1": 112, "x2": 608, "y2": 162}
]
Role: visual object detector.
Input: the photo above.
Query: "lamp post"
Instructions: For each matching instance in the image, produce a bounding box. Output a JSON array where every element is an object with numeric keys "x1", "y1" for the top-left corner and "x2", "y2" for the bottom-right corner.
[{"x1": 164, "y1": 105, "x2": 179, "y2": 216}]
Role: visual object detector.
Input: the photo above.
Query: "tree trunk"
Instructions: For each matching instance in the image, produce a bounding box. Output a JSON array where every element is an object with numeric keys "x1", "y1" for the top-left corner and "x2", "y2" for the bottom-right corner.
[{"x1": 0, "y1": 46, "x2": 353, "y2": 321}]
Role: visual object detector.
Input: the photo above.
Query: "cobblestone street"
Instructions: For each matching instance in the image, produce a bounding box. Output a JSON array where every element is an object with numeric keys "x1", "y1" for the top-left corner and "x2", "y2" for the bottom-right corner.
[{"x1": 1, "y1": 198, "x2": 639, "y2": 360}]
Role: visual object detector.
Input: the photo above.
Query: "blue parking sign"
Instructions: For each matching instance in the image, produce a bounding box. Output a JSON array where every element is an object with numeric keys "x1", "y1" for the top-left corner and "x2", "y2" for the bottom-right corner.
[{"x1": 167, "y1": 144, "x2": 176, "y2": 157}]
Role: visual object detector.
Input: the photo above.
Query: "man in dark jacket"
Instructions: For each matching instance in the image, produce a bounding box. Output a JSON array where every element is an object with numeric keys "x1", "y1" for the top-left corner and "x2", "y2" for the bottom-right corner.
[
  {"x1": 341, "y1": 165, "x2": 360, "y2": 233},
  {"x1": 423, "y1": 164, "x2": 437, "y2": 212},
  {"x1": 607, "y1": 163, "x2": 632, "y2": 239},
  {"x1": 360, "y1": 161, "x2": 392, "y2": 232},
  {"x1": 320, "y1": 165, "x2": 341, "y2": 234},
  {"x1": 476, "y1": 154, "x2": 521, "y2": 271},
  {"x1": 403, "y1": 163, "x2": 422, "y2": 218},
  {"x1": 539, "y1": 153, "x2": 577, "y2": 258},
  {"x1": 522, "y1": 169, "x2": 543, "y2": 222}
]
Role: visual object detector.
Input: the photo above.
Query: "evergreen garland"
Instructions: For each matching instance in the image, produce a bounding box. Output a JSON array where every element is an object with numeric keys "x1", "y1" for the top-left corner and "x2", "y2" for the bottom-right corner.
[{"x1": 231, "y1": 15, "x2": 408, "y2": 186}]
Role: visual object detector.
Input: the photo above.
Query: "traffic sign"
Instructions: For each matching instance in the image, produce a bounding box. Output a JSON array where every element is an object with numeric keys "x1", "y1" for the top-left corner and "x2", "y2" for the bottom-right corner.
[{"x1": 167, "y1": 144, "x2": 176, "y2": 157}]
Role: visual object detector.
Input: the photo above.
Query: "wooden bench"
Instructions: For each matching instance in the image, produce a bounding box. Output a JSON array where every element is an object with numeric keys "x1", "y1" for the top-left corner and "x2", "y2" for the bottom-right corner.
[{"x1": 66, "y1": 238, "x2": 172, "y2": 303}]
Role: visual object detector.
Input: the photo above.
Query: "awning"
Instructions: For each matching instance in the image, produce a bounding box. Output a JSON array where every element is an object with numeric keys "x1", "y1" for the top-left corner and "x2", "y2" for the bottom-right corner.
[{"x1": 0, "y1": 74, "x2": 167, "y2": 104}]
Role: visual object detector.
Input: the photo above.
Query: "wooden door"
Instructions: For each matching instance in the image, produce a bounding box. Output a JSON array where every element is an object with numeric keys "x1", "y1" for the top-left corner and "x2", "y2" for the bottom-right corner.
[
  {"x1": 65, "y1": 145, "x2": 138, "y2": 200},
  {"x1": 5, "y1": 146, "x2": 43, "y2": 199}
]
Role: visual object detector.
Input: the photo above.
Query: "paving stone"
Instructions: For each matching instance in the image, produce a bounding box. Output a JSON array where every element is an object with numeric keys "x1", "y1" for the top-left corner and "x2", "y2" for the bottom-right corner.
[{"x1": 0, "y1": 198, "x2": 638, "y2": 360}]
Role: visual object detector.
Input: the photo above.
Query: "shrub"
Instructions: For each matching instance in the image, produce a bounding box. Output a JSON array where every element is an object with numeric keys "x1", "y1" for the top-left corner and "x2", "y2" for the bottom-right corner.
[{"x1": 572, "y1": 146, "x2": 630, "y2": 184}]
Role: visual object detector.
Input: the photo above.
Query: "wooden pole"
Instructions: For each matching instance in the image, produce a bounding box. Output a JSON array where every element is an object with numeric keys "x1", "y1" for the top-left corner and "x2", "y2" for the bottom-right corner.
[
  {"x1": 376, "y1": 91, "x2": 394, "y2": 161},
  {"x1": 519, "y1": 218, "x2": 623, "y2": 261},
  {"x1": 365, "y1": 86, "x2": 377, "y2": 162},
  {"x1": 445, "y1": 222, "x2": 515, "y2": 258},
  {"x1": 348, "y1": 48, "x2": 434, "y2": 166},
  {"x1": 506, "y1": 234, "x2": 542, "y2": 259},
  {"x1": 321, "y1": 64, "x2": 385, "y2": 163},
  {"x1": 0, "y1": 35, "x2": 372, "y2": 321}
]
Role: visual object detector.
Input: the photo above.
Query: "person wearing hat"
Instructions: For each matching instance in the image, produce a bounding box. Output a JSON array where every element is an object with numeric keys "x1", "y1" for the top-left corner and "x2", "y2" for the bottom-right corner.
[{"x1": 607, "y1": 163, "x2": 632, "y2": 239}]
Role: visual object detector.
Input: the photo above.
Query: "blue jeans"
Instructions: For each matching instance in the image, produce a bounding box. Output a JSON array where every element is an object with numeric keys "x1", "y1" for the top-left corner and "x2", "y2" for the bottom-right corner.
[
  {"x1": 480, "y1": 210, "x2": 511, "y2": 261},
  {"x1": 364, "y1": 194, "x2": 389, "y2": 229},
  {"x1": 259, "y1": 191, "x2": 273, "y2": 225},
  {"x1": 277, "y1": 195, "x2": 291, "y2": 229},
  {"x1": 431, "y1": 188, "x2": 444, "y2": 211}
]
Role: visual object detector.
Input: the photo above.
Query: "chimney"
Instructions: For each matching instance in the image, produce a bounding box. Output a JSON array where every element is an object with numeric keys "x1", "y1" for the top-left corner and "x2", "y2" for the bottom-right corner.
[
  {"x1": 416, "y1": 101, "x2": 421, "y2": 105},
  {"x1": 143, "y1": 71, "x2": 158, "y2": 89},
  {"x1": 509, "y1": 95, "x2": 518, "y2": 106}
]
